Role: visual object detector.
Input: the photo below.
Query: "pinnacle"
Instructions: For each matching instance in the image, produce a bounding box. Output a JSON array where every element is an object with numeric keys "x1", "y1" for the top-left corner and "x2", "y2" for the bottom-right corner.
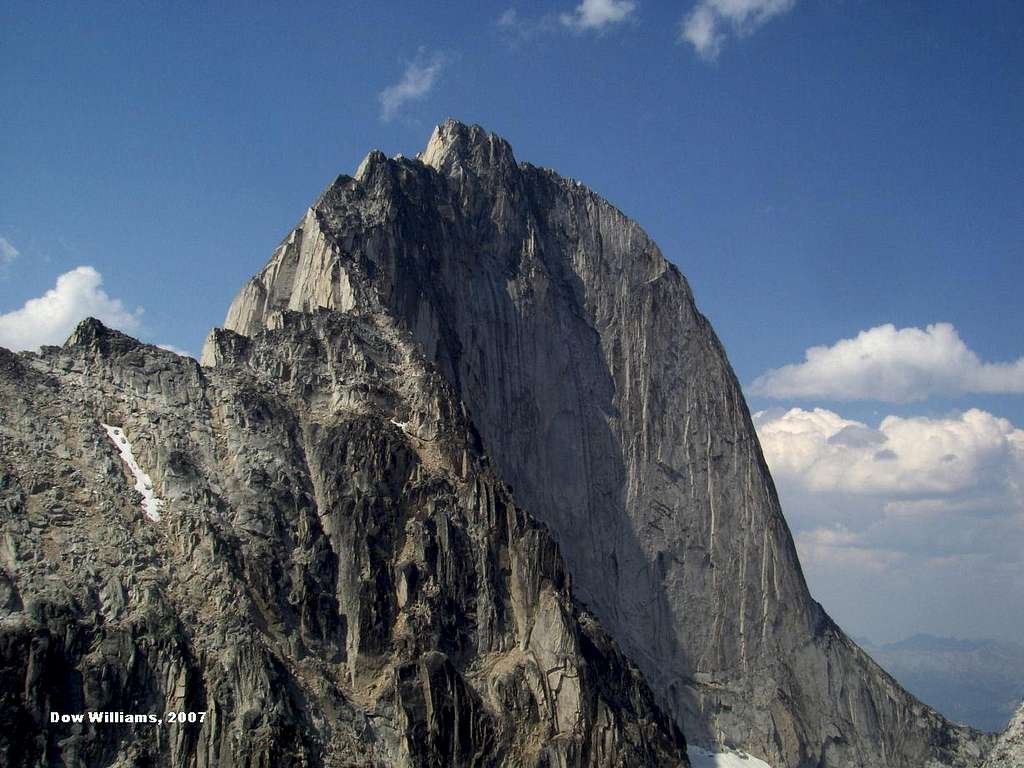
[
  {"x1": 65, "y1": 316, "x2": 111, "y2": 347},
  {"x1": 421, "y1": 119, "x2": 518, "y2": 176}
]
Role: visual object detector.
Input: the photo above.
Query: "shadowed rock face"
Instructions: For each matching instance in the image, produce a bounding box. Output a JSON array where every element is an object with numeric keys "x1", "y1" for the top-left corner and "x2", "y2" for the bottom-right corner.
[
  {"x1": 0, "y1": 316, "x2": 687, "y2": 767},
  {"x1": 214, "y1": 119, "x2": 993, "y2": 767}
]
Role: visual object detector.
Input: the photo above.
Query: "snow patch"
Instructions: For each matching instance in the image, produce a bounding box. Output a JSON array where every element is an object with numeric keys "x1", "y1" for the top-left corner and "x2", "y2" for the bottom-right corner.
[
  {"x1": 687, "y1": 746, "x2": 773, "y2": 768},
  {"x1": 390, "y1": 418, "x2": 411, "y2": 433},
  {"x1": 102, "y1": 424, "x2": 164, "y2": 522}
]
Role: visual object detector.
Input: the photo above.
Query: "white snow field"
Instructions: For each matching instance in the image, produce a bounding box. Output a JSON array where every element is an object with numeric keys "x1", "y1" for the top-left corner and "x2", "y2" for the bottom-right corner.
[
  {"x1": 102, "y1": 424, "x2": 164, "y2": 521},
  {"x1": 688, "y1": 746, "x2": 773, "y2": 768}
]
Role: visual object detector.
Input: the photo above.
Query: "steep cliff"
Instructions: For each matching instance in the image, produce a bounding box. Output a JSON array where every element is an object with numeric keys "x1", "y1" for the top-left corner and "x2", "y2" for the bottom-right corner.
[
  {"x1": 0, "y1": 315, "x2": 687, "y2": 767},
  {"x1": 214, "y1": 119, "x2": 992, "y2": 767},
  {"x1": 983, "y1": 701, "x2": 1024, "y2": 767}
]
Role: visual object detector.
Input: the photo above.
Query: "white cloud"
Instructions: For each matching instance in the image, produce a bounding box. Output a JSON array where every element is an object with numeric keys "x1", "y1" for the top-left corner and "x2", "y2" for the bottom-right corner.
[
  {"x1": 753, "y1": 405, "x2": 1024, "y2": 640},
  {"x1": 560, "y1": 0, "x2": 637, "y2": 32},
  {"x1": 0, "y1": 266, "x2": 143, "y2": 352},
  {"x1": 157, "y1": 343, "x2": 194, "y2": 358},
  {"x1": 796, "y1": 526, "x2": 906, "y2": 573},
  {"x1": 680, "y1": 0, "x2": 797, "y2": 60},
  {"x1": 378, "y1": 49, "x2": 446, "y2": 122},
  {"x1": 498, "y1": 8, "x2": 519, "y2": 27},
  {"x1": 754, "y1": 407, "x2": 1024, "y2": 496},
  {"x1": 496, "y1": 8, "x2": 548, "y2": 43},
  {"x1": 0, "y1": 237, "x2": 19, "y2": 264},
  {"x1": 750, "y1": 323, "x2": 1024, "y2": 402}
]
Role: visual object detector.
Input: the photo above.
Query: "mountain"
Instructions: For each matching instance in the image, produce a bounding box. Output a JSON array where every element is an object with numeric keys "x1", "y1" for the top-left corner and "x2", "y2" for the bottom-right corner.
[
  {"x1": 0, "y1": 119, "x2": 995, "y2": 767},
  {"x1": 861, "y1": 634, "x2": 1024, "y2": 732},
  {"x1": 210, "y1": 119, "x2": 992, "y2": 766},
  {"x1": 984, "y1": 701, "x2": 1024, "y2": 767},
  {"x1": 0, "y1": 315, "x2": 687, "y2": 766}
]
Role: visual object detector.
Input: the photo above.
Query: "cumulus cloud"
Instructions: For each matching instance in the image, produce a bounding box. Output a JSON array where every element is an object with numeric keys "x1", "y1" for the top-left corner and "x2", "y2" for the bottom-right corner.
[
  {"x1": 560, "y1": 0, "x2": 637, "y2": 32},
  {"x1": 378, "y1": 49, "x2": 447, "y2": 123},
  {"x1": 754, "y1": 406, "x2": 1024, "y2": 496},
  {"x1": 753, "y1": 406, "x2": 1024, "y2": 640},
  {"x1": 0, "y1": 266, "x2": 143, "y2": 352},
  {"x1": 680, "y1": 0, "x2": 797, "y2": 60},
  {"x1": 750, "y1": 323, "x2": 1024, "y2": 402},
  {"x1": 0, "y1": 237, "x2": 19, "y2": 264}
]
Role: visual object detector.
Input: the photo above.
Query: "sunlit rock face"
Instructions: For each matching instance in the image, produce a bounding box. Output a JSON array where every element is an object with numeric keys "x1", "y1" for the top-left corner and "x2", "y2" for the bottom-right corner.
[
  {"x1": 217, "y1": 119, "x2": 993, "y2": 767},
  {"x1": 0, "y1": 316, "x2": 686, "y2": 766}
]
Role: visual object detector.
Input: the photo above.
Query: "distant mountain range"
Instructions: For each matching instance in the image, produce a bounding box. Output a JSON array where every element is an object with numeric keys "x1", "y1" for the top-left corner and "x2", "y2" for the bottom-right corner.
[{"x1": 858, "y1": 634, "x2": 1024, "y2": 732}]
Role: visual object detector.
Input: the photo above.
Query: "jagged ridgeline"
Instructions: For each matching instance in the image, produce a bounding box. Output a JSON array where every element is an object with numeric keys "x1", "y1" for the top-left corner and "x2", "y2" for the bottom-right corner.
[
  {"x1": 0, "y1": 119, "x2": 995, "y2": 767},
  {"x1": 0, "y1": 316, "x2": 686, "y2": 766}
]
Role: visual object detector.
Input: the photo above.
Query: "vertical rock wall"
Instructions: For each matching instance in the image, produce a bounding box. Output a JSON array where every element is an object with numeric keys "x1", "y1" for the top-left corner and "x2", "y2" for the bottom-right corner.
[{"x1": 215, "y1": 119, "x2": 993, "y2": 767}]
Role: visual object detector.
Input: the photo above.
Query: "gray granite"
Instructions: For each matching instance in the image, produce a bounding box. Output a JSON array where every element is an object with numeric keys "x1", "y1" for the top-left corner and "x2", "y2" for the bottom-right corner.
[
  {"x1": 215, "y1": 119, "x2": 994, "y2": 767},
  {"x1": 0, "y1": 315, "x2": 687, "y2": 766}
]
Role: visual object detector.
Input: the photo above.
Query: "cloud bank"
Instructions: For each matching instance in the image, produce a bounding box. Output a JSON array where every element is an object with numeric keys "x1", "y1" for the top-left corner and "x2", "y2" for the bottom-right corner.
[
  {"x1": 753, "y1": 406, "x2": 1024, "y2": 639},
  {"x1": 681, "y1": 0, "x2": 797, "y2": 60},
  {"x1": 157, "y1": 343, "x2": 195, "y2": 358},
  {"x1": 379, "y1": 49, "x2": 446, "y2": 122},
  {"x1": 560, "y1": 0, "x2": 637, "y2": 32},
  {"x1": 750, "y1": 323, "x2": 1024, "y2": 402},
  {"x1": 754, "y1": 406, "x2": 1024, "y2": 497},
  {"x1": 0, "y1": 266, "x2": 143, "y2": 352}
]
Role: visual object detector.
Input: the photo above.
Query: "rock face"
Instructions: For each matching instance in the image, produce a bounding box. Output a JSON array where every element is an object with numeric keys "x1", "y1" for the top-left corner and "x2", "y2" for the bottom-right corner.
[
  {"x1": 0, "y1": 316, "x2": 687, "y2": 766},
  {"x1": 215, "y1": 119, "x2": 993, "y2": 767},
  {"x1": 984, "y1": 701, "x2": 1024, "y2": 767}
]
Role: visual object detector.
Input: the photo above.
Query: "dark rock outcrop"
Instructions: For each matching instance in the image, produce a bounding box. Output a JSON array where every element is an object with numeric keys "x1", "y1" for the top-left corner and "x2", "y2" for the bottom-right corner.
[
  {"x1": 0, "y1": 315, "x2": 687, "y2": 767},
  {"x1": 212, "y1": 119, "x2": 993, "y2": 767}
]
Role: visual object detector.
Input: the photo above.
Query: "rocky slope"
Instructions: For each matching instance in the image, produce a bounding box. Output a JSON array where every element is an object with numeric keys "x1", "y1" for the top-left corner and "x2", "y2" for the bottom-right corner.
[
  {"x1": 0, "y1": 315, "x2": 687, "y2": 767},
  {"x1": 984, "y1": 701, "x2": 1024, "y2": 767},
  {"x1": 214, "y1": 119, "x2": 993, "y2": 767}
]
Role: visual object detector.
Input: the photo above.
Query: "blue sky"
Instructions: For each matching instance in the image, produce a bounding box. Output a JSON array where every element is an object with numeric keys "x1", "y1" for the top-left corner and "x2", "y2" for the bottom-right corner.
[{"x1": 2, "y1": 1, "x2": 1023, "y2": 645}]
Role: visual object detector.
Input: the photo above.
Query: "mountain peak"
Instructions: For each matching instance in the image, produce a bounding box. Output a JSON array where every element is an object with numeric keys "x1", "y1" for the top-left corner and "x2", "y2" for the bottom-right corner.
[
  {"x1": 63, "y1": 316, "x2": 134, "y2": 354},
  {"x1": 421, "y1": 118, "x2": 518, "y2": 177},
  {"x1": 208, "y1": 121, "x2": 992, "y2": 768}
]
